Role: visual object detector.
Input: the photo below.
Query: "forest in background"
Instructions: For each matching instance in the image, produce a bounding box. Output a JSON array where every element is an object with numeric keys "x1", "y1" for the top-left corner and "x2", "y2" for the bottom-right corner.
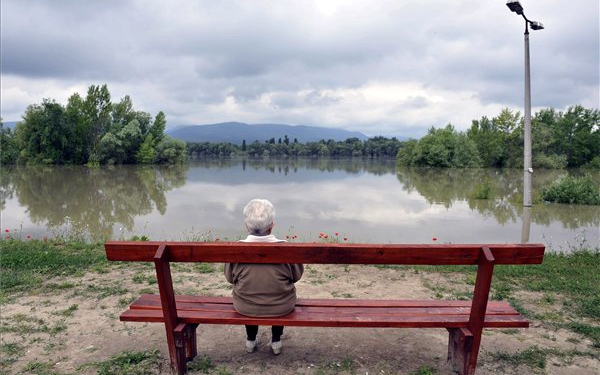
[
  {"x1": 0, "y1": 85, "x2": 186, "y2": 165},
  {"x1": 1, "y1": 83, "x2": 598, "y2": 169},
  {"x1": 397, "y1": 106, "x2": 599, "y2": 169}
]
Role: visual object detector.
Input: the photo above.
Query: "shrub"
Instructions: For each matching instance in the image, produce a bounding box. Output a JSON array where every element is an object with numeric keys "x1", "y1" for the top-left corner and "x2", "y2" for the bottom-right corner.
[
  {"x1": 472, "y1": 180, "x2": 493, "y2": 199},
  {"x1": 540, "y1": 175, "x2": 600, "y2": 205}
]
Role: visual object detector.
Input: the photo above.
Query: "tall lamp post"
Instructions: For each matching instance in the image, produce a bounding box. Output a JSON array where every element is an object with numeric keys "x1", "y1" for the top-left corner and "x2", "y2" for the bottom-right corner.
[{"x1": 506, "y1": 1, "x2": 544, "y2": 208}]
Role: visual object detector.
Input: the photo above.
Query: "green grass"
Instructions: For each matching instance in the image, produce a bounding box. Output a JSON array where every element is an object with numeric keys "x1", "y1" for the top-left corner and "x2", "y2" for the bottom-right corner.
[
  {"x1": 0, "y1": 239, "x2": 106, "y2": 295},
  {"x1": 490, "y1": 346, "x2": 599, "y2": 371},
  {"x1": 79, "y1": 349, "x2": 161, "y2": 375},
  {"x1": 411, "y1": 366, "x2": 437, "y2": 375}
]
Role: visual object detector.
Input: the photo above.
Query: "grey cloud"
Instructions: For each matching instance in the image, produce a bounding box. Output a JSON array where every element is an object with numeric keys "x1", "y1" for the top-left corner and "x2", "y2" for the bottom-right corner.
[{"x1": 1, "y1": 0, "x2": 598, "y2": 134}]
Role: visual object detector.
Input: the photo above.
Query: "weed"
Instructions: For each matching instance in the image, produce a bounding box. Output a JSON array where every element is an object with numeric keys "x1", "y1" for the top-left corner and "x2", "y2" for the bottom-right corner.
[
  {"x1": 490, "y1": 346, "x2": 598, "y2": 371},
  {"x1": 565, "y1": 322, "x2": 600, "y2": 348},
  {"x1": 316, "y1": 358, "x2": 355, "y2": 374},
  {"x1": 194, "y1": 263, "x2": 215, "y2": 274},
  {"x1": 53, "y1": 304, "x2": 78, "y2": 317},
  {"x1": 83, "y1": 283, "x2": 128, "y2": 299},
  {"x1": 472, "y1": 180, "x2": 493, "y2": 199},
  {"x1": 80, "y1": 349, "x2": 161, "y2": 375},
  {"x1": 214, "y1": 366, "x2": 231, "y2": 375},
  {"x1": 0, "y1": 342, "x2": 25, "y2": 367},
  {"x1": 187, "y1": 354, "x2": 214, "y2": 373},
  {"x1": 411, "y1": 365, "x2": 437, "y2": 375},
  {"x1": 23, "y1": 361, "x2": 62, "y2": 375},
  {"x1": 118, "y1": 296, "x2": 137, "y2": 308}
]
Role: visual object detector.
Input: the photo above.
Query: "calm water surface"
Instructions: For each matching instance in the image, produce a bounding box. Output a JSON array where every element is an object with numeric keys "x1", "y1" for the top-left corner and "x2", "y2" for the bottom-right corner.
[{"x1": 1, "y1": 159, "x2": 598, "y2": 250}]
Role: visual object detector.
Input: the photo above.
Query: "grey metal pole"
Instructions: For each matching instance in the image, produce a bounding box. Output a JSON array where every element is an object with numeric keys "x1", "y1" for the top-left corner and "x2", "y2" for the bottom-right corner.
[{"x1": 523, "y1": 23, "x2": 533, "y2": 207}]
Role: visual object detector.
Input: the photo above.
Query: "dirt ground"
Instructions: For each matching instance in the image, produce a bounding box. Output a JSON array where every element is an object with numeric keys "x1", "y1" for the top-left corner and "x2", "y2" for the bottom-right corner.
[{"x1": 1, "y1": 263, "x2": 598, "y2": 375}]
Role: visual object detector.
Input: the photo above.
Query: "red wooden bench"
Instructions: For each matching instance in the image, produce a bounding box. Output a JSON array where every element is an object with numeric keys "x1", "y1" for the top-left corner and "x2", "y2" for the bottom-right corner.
[{"x1": 105, "y1": 242, "x2": 545, "y2": 375}]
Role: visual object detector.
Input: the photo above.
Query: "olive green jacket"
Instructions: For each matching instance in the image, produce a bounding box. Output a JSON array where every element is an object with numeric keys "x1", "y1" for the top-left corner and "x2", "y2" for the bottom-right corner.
[{"x1": 224, "y1": 235, "x2": 304, "y2": 317}]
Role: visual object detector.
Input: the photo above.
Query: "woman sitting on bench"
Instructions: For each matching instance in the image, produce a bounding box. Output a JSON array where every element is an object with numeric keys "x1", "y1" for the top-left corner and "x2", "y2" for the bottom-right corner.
[{"x1": 224, "y1": 198, "x2": 304, "y2": 355}]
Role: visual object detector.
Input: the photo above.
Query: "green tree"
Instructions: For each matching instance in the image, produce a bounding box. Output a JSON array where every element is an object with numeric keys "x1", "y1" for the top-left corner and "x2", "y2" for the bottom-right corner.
[
  {"x1": 155, "y1": 137, "x2": 187, "y2": 164},
  {"x1": 136, "y1": 134, "x2": 157, "y2": 164},
  {"x1": 398, "y1": 125, "x2": 480, "y2": 168},
  {"x1": 0, "y1": 120, "x2": 19, "y2": 164},
  {"x1": 63, "y1": 93, "x2": 90, "y2": 164},
  {"x1": 15, "y1": 100, "x2": 70, "y2": 164},
  {"x1": 83, "y1": 84, "x2": 112, "y2": 162},
  {"x1": 149, "y1": 111, "x2": 166, "y2": 143}
]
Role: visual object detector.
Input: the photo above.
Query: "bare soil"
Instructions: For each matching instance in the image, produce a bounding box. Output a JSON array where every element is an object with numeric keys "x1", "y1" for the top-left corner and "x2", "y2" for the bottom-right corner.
[{"x1": 1, "y1": 263, "x2": 598, "y2": 375}]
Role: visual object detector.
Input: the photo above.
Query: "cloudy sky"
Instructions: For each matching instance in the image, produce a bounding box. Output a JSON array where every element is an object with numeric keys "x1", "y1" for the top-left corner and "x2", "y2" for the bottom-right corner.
[{"x1": 1, "y1": 0, "x2": 598, "y2": 138}]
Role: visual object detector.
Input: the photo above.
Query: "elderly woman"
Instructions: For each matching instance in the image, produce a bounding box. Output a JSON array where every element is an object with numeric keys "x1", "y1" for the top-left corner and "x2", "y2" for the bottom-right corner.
[{"x1": 224, "y1": 199, "x2": 304, "y2": 355}]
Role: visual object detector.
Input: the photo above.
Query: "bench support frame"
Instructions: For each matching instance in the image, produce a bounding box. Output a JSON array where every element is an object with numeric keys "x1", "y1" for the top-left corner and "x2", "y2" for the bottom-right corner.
[
  {"x1": 154, "y1": 245, "x2": 189, "y2": 375},
  {"x1": 103, "y1": 242, "x2": 544, "y2": 375}
]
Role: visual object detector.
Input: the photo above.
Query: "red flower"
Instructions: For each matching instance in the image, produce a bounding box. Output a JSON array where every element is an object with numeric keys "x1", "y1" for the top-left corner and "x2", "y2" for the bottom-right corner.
[
  {"x1": 335, "y1": 232, "x2": 339, "y2": 236},
  {"x1": 27, "y1": 235, "x2": 31, "y2": 239},
  {"x1": 432, "y1": 237, "x2": 438, "y2": 241},
  {"x1": 324, "y1": 235, "x2": 328, "y2": 239},
  {"x1": 343, "y1": 237, "x2": 348, "y2": 241},
  {"x1": 4, "y1": 229, "x2": 8, "y2": 233}
]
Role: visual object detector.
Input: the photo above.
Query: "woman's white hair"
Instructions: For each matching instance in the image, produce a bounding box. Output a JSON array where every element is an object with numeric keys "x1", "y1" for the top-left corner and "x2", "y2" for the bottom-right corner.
[{"x1": 243, "y1": 199, "x2": 275, "y2": 235}]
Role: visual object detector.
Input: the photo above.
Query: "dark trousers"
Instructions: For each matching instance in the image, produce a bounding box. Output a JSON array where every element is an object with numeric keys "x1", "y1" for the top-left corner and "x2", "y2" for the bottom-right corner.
[{"x1": 245, "y1": 325, "x2": 284, "y2": 342}]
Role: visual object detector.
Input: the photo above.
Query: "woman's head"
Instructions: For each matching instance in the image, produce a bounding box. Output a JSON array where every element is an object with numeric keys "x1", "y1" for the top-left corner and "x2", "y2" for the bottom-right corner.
[{"x1": 243, "y1": 198, "x2": 275, "y2": 235}]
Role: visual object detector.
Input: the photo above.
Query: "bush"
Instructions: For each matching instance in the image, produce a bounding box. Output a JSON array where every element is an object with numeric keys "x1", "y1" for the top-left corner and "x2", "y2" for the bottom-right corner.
[
  {"x1": 540, "y1": 175, "x2": 600, "y2": 205},
  {"x1": 534, "y1": 153, "x2": 567, "y2": 169},
  {"x1": 472, "y1": 180, "x2": 493, "y2": 199}
]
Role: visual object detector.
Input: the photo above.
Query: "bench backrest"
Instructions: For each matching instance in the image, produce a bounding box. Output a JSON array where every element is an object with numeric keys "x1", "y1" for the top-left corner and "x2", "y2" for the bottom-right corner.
[{"x1": 105, "y1": 242, "x2": 545, "y2": 265}]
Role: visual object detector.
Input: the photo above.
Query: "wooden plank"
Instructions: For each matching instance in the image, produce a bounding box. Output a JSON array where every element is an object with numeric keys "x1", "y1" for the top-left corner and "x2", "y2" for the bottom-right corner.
[
  {"x1": 132, "y1": 294, "x2": 517, "y2": 309},
  {"x1": 106, "y1": 242, "x2": 545, "y2": 265},
  {"x1": 128, "y1": 299, "x2": 521, "y2": 316},
  {"x1": 147, "y1": 295, "x2": 519, "y2": 311},
  {"x1": 120, "y1": 309, "x2": 529, "y2": 328}
]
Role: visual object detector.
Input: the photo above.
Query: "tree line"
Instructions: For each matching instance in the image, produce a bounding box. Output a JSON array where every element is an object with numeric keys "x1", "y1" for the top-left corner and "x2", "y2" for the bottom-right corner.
[
  {"x1": 188, "y1": 136, "x2": 402, "y2": 158},
  {"x1": 0, "y1": 85, "x2": 186, "y2": 165},
  {"x1": 397, "y1": 106, "x2": 599, "y2": 169}
]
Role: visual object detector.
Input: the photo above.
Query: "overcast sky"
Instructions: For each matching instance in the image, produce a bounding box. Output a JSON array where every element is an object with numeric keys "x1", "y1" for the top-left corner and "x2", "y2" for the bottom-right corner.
[{"x1": 1, "y1": 0, "x2": 598, "y2": 138}]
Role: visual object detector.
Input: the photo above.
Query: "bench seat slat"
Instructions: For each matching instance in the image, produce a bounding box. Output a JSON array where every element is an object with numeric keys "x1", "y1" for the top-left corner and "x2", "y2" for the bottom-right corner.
[
  {"x1": 128, "y1": 295, "x2": 521, "y2": 316},
  {"x1": 133, "y1": 294, "x2": 517, "y2": 308},
  {"x1": 120, "y1": 309, "x2": 529, "y2": 328},
  {"x1": 121, "y1": 294, "x2": 528, "y2": 328}
]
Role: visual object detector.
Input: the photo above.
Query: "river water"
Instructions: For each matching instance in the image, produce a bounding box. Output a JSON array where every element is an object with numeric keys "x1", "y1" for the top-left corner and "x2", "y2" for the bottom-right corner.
[{"x1": 1, "y1": 159, "x2": 598, "y2": 251}]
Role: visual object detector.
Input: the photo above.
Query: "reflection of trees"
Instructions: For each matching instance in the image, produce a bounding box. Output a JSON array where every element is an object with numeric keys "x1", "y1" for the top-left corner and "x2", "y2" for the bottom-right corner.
[
  {"x1": 0, "y1": 166, "x2": 16, "y2": 211},
  {"x1": 8, "y1": 165, "x2": 187, "y2": 240},
  {"x1": 191, "y1": 157, "x2": 397, "y2": 176},
  {"x1": 396, "y1": 168, "x2": 600, "y2": 228}
]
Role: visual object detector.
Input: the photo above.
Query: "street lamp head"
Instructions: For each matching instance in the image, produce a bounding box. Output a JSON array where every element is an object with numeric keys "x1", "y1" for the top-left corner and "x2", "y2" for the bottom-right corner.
[
  {"x1": 529, "y1": 21, "x2": 544, "y2": 30},
  {"x1": 507, "y1": 1, "x2": 524, "y2": 15}
]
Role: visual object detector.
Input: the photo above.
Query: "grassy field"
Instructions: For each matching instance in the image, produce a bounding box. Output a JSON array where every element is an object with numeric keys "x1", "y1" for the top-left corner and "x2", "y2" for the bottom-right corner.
[{"x1": 1, "y1": 238, "x2": 598, "y2": 374}]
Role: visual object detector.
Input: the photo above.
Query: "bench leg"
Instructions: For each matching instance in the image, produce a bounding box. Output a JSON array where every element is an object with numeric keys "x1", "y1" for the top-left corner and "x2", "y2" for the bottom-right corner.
[
  {"x1": 174, "y1": 323, "x2": 199, "y2": 372},
  {"x1": 173, "y1": 324, "x2": 188, "y2": 374},
  {"x1": 183, "y1": 323, "x2": 199, "y2": 361},
  {"x1": 447, "y1": 328, "x2": 474, "y2": 375}
]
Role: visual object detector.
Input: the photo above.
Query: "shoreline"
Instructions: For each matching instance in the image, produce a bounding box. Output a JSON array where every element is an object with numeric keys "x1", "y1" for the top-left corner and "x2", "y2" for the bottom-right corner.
[{"x1": 1, "y1": 240, "x2": 598, "y2": 374}]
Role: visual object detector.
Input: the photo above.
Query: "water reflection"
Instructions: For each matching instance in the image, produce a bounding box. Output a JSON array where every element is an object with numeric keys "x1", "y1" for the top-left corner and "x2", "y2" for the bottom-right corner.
[
  {"x1": 2, "y1": 165, "x2": 187, "y2": 240},
  {"x1": 396, "y1": 168, "x2": 600, "y2": 229},
  {"x1": 1, "y1": 160, "x2": 598, "y2": 248}
]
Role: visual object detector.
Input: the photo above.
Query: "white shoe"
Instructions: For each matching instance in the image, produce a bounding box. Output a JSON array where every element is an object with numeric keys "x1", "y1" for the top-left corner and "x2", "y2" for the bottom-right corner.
[
  {"x1": 245, "y1": 340, "x2": 257, "y2": 353},
  {"x1": 271, "y1": 340, "x2": 282, "y2": 355}
]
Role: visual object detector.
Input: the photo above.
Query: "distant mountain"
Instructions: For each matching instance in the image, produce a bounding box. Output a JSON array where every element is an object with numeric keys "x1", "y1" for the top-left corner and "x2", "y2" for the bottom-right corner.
[
  {"x1": 2, "y1": 121, "x2": 18, "y2": 130},
  {"x1": 167, "y1": 122, "x2": 369, "y2": 144}
]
